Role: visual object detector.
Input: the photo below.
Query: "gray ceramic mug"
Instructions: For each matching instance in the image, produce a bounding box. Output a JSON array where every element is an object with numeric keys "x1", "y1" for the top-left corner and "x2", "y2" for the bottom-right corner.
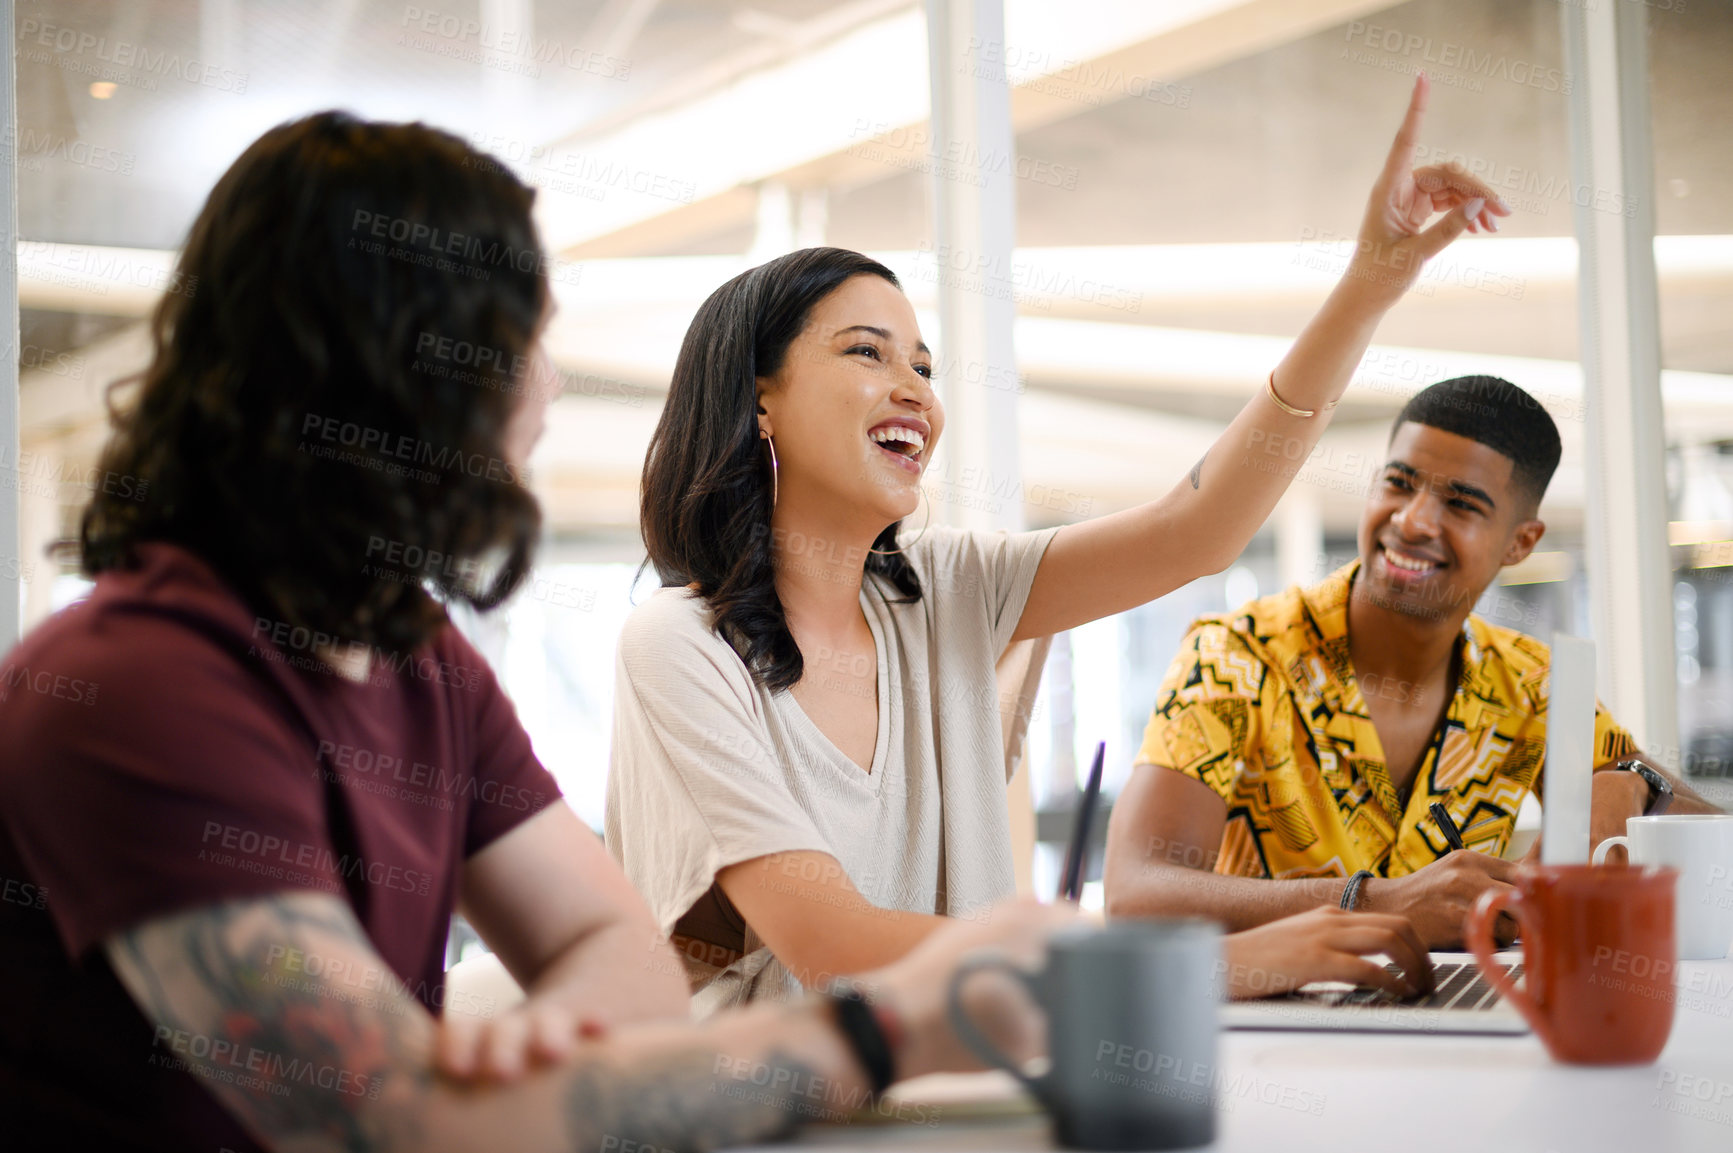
[{"x1": 946, "y1": 919, "x2": 1221, "y2": 1151}]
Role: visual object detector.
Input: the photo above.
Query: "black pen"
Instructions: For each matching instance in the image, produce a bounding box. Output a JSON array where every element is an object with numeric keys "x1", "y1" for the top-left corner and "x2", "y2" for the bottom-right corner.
[
  {"x1": 1058, "y1": 741, "x2": 1106, "y2": 902},
  {"x1": 1429, "y1": 801, "x2": 1467, "y2": 852}
]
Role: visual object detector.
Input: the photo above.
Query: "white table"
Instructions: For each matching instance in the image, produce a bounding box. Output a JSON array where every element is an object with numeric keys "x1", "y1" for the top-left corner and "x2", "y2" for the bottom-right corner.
[{"x1": 733, "y1": 959, "x2": 1733, "y2": 1153}]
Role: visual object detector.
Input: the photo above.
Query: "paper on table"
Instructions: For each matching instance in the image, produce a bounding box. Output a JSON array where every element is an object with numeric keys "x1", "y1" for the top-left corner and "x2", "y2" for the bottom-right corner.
[{"x1": 829, "y1": 1070, "x2": 1040, "y2": 1125}]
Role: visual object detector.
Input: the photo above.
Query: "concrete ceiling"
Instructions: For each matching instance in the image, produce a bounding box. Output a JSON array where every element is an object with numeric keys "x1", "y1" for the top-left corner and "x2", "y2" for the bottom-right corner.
[{"x1": 11, "y1": 0, "x2": 1733, "y2": 616}]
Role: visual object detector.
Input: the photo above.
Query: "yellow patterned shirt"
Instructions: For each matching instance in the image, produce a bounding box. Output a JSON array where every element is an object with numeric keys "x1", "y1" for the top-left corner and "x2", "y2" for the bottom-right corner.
[{"x1": 1135, "y1": 562, "x2": 1637, "y2": 879}]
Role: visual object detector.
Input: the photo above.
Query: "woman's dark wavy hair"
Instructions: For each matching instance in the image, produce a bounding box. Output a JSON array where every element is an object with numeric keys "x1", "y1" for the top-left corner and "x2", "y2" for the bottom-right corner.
[
  {"x1": 641, "y1": 247, "x2": 922, "y2": 692},
  {"x1": 79, "y1": 111, "x2": 545, "y2": 654}
]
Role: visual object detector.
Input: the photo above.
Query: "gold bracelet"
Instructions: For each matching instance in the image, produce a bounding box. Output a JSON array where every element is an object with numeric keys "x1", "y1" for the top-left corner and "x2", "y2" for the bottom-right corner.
[{"x1": 1264, "y1": 371, "x2": 1339, "y2": 418}]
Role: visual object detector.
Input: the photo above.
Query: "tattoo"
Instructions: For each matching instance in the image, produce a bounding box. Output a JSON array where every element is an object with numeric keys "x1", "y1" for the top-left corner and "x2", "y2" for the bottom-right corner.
[
  {"x1": 565, "y1": 1046, "x2": 818, "y2": 1153},
  {"x1": 1190, "y1": 452, "x2": 1207, "y2": 490},
  {"x1": 111, "y1": 894, "x2": 838, "y2": 1153},
  {"x1": 111, "y1": 893, "x2": 430, "y2": 1153}
]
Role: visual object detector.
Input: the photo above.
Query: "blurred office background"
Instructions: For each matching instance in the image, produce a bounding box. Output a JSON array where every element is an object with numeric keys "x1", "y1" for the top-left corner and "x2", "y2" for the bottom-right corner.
[{"x1": 6, "y1": 0, "x2": 1733, "y2": 899}]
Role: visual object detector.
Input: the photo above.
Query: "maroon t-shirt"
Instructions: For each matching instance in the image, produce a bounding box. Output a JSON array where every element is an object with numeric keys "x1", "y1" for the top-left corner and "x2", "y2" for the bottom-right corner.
[{"x1": 0, "y1": 542, "x2": 560, "y2": 1151}]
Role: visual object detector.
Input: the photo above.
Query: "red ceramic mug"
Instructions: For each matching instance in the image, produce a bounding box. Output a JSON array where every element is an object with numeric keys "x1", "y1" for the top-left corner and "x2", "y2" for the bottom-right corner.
[{"x1": 1467, "y1": 863, "x2": 1678, "y2": 1065}]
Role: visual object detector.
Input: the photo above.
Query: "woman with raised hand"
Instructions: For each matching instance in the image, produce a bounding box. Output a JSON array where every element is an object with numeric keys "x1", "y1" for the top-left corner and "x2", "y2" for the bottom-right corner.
[{"x1": 608, "y1": 74, "x2": 1501, "y2": 1011}]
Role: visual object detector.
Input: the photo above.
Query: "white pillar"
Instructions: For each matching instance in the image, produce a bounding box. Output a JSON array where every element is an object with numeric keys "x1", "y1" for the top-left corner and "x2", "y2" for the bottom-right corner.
[
  {"x1": 926, "y1": 0, "x2": 1033, "y2": 891},
  {"x1": 1561, "y1": 0, "x2": 1677, "y2": 755},
  {"x1": 479, "y1": 0, "x2": 535, "y2": 119},
  {"x1": 199, "y1": 0, "x2": 242, "y2": 71},
  {"x1": 923, "y1": 0, "x2": 1020, "y2": 534},
  {"x1": 18, "y1": 439, "x2": 57, "y2": 630},
  {"x1": 793, "y1": 189, "x2": 827, "y2": 249},
  {"x1": 1275, "y1": 487, "x2": 1325, "y2": 593},
  {"x1": 749, "y1": 181, "x2": 792, "y2": 260},
  {"x1": 0, "y1": 0, "x2": 20, "y2": 654},
  {"x1": 583, "y1": 0, "x2": 660, "y2": 64}
]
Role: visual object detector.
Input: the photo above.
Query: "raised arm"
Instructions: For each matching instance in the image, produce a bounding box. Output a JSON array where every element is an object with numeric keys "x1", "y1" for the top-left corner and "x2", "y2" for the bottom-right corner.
[
  {"x1": 108, "y1": 890, "x2": 1073, "y2": 1153},
  {"x1": 1014, "y1": 73, "x2": 1511, "y2": 642}
]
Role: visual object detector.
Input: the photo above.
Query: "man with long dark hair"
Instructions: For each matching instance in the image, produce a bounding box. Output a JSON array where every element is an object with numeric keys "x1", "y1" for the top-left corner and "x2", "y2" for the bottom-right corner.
[{"x1": 0, "y1": 112, "x2": 1077, "y2": 1153}]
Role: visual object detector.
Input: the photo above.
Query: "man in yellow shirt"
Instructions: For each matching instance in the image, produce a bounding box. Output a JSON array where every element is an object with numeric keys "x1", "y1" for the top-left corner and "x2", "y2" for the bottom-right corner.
[{"x1": 1104, "y1": 376, "x2": 1719, "y2": 947}]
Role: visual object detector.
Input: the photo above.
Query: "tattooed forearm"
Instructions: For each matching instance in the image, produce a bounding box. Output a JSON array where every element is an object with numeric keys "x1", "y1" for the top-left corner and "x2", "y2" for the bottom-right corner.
[
  {"x1": 110, "y1": 892, "x2": 432, "y2": 1153},
  {"x1": 564, "y1": 1046, "x2": 820, "y2": 1153},
  {"x1": 109, "y1": 895, "x2": 863, "y2": 1153},
  {"x1": 1190, "y1": 452, "x2": 1207, "y2": 490}
]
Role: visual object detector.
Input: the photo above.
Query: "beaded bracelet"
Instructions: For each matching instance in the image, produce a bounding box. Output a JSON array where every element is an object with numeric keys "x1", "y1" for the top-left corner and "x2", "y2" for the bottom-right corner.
[{"x1": 1340, "y1": 869, "x2": 1374, "y2": 911}]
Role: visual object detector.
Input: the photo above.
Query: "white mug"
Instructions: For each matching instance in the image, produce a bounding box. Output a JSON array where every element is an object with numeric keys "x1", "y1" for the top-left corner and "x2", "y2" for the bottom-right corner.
[{"x1": 1593, "y1": 814, "x2": 1733, "y2": 960}]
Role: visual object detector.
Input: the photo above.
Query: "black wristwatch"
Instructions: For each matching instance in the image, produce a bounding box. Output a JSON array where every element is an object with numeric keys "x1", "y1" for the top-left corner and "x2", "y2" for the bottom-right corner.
[
  {"x1": 820, "y1": 981, "x2": 898, "y2": 1096},
  {"x1": 1615, "y1": 758, "x2": 1674, "y2": 816}
]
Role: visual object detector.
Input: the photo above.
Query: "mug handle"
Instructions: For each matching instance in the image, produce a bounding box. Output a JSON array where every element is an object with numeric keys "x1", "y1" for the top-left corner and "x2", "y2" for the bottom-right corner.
[
  {"x1": 1591, "y1": 835, "x2": 1631, "y2": 866},
  {"x1": 946, "y1": 951, "x2": 1051, "y2": 1104},
  {"x1": 1467, "y1": 887, "x2": 1552, "y2": 1050}
]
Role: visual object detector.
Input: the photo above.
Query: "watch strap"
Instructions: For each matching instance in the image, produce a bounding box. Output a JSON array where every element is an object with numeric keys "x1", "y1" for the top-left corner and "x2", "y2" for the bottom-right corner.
[
  {"x1": 821, "y1": 983, "x2": 898, "y2": 1096},
  {"x1": 1617, "y1": 759, "x2": 1674, "y2": 816}
]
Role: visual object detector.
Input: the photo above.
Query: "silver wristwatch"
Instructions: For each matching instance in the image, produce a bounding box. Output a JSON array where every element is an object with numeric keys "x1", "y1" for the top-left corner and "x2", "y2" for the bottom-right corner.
[{"x1": 1614, "y1": 758, "x2": 1674, "y2": 816}]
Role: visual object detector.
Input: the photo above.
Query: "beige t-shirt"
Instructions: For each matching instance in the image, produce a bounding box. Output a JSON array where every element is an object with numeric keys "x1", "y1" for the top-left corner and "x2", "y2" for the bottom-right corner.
[{"x1": 604, "y1": 525, "x2": 1058, "y2": 1014}]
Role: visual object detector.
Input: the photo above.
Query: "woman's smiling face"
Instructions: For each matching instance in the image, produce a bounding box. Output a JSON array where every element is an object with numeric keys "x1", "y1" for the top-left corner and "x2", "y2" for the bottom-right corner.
[{"x1": 755, "y1": 273, "x2": 942, "y2": 529}]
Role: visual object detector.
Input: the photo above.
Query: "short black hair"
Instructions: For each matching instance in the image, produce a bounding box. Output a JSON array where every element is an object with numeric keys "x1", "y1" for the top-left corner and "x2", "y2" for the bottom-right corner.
[{"x1": 1391, "y1": 376, "x2": 1561, "y2": 507}]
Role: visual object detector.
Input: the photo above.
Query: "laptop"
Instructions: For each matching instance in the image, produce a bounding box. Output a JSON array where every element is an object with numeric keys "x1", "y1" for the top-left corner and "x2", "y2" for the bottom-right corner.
[
  {"x1": 1222, "y1": 951, "x2": 1529, "y2": 1034},
  {"x1": 1225, "y1": 634, "x2": 1597, "y2": 1035},
  {"x1": 1541, "y1": 633, "x2": 1597, "y2": 865}
]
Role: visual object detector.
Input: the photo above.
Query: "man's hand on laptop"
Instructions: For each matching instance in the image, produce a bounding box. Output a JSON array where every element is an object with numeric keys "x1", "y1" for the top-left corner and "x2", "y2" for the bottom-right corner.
[
  {"x1": 1221, "y1": 907, "x2": 1434, "y2": 1000},
  {"x1": 1361, "y1": 851, "x2": 1518, "y2": 949}
]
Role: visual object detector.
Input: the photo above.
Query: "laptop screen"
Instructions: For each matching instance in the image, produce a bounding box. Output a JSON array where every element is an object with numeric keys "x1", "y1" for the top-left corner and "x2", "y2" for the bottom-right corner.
[{"x1": 1541, "y1": 633, "x2": 1597, "y2": 865}]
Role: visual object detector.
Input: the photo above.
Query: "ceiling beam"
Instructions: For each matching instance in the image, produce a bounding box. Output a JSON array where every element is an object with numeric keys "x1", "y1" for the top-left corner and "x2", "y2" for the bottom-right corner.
[{"x1": 545, "y1": 0, "x2": 1402, "y2": 258}]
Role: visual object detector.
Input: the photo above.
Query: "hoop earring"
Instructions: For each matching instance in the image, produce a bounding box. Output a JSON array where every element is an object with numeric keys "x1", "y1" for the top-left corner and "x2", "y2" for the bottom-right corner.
[
  {"x1": 867, "y1": 486, "x2": 932, "y2": 556},
  {"x1": 762, "y1": 432, "x2": 778, "y2": 509}
]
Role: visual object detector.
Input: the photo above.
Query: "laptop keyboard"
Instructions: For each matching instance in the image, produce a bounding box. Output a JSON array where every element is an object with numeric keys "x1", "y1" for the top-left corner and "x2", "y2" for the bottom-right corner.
[{"x1": 1305, "y1": 961, "x2": 1521, "y2": 1011}]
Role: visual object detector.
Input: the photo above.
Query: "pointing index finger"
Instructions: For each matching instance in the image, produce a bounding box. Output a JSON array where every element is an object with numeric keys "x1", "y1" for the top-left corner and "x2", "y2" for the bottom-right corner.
[{"x1": 1378, "y1": 72, "x2": 1431, "y2": 190}]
